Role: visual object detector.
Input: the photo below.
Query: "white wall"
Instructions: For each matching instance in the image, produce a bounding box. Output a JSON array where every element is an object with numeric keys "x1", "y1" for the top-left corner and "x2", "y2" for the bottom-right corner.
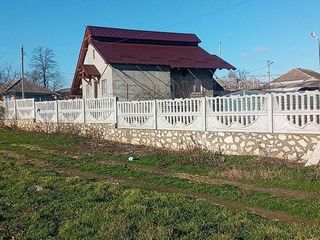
[{"x1": 82, "y1": 44, "x2": 113, "y2": 99}]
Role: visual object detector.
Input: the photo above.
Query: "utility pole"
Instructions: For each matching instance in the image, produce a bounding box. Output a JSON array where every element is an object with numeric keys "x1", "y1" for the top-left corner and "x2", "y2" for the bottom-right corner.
[
  {"x1": 218, "y1": 42, "x2": 222, "y2": 57},
  {"x1": 267, "y1": 60, "x2": 273, "y2": 83},
  {"x1": 21, "y1": 45, "x2": 25, "y2": 99},
  {"x1": 311, "y1": 32, "x2": 320, "y2": 72}
]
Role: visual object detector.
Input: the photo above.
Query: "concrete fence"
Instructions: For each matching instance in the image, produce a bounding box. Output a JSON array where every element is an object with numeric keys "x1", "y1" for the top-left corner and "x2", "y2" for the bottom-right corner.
[{"x1": 1, "y1": 90, "x2": 320, "y2": 134}]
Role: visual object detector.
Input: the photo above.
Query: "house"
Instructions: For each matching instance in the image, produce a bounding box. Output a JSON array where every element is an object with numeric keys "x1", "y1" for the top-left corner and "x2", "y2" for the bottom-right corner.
[
  {"x1": 265, "y1": 68, "x2": 320, "y2": 92},
  {"x1": 222, "y1": 89, "x2": 267, "y2": 97},
  {"x1": 0, "y1": 79, "x2": 55, "y2": 101},
  {"x1": 54, "y1": 88, "x2": 71, "y2": 100},
  {"x1": 216, "y1": 77, "x2": 265, "y2": 93},
  {"x1": 70, "y1": 26, "x2": 235, "y2": 100}
]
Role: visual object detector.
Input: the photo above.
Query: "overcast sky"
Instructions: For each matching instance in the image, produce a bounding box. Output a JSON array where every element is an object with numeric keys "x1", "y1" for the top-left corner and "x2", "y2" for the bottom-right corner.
[{"x1": 0, "y1": 0, "x2": 319, "y2": 86}]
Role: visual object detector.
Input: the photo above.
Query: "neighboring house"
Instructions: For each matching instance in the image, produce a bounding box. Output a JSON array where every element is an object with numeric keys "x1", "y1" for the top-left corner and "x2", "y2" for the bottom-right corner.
[
  {"x1": 266, "y1": 68, "x2": 320, "y2": 92},
  {"x1": 216, "y1": 77, "x2": 265, "y2": 92},
  {"x1": 0, "y1": 79, "x2": 55, "y2": 101},
  {"x1": 223, "y1": 89, "x2": 268, "y2": 97},
  {"x1": 55, "y1": 88, "x2": 71, "y2": 100},
  {"x1": 70, "y1": 26, "x2": 235, "y2": 101}
]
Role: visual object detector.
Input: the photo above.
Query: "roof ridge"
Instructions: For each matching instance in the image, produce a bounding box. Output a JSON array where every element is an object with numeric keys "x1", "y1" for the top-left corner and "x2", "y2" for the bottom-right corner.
[
  {"x1": 86, "y1": 25, "x2": 197, "y2": 37},
  {"x1": 86, "y1": 25, "x2": 201, "y2": 45},
  {"x1": 3, "y1": 79, "x2": 19, "y2": 92},
  {"x1": 295, "y1": 67, "x2": 312, "y2": 76},
  {"x1": 296, "y1": 67, "x2": 320, "y2": 78}
]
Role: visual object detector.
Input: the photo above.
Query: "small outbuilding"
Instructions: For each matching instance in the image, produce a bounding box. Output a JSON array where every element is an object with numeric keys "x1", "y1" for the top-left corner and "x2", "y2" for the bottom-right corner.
[{"x1": 0, "y1": 79, "x2": 55, "y2": 101}]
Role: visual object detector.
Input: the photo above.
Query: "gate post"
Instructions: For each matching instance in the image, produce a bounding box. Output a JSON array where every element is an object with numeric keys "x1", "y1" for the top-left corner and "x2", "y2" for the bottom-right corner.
[
  {"x1": 153, "y1": 99, "x2": 158, "y2": 129},
  {"x1": 267, "y1": 93, "x2": 274, "y2": 133},
  {"x1": 201, "y1": 97, "x2": 207, "y2": 131},
  {"x1": 114, "y1": 97, "x2": 118, "y2": 128}
]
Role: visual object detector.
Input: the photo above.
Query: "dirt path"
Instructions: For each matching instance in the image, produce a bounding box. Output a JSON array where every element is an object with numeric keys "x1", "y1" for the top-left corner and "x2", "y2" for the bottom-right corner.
[
  {"x1": 127, "y1": 164, "x2": 319, "y2": 200},
  {"x1": 0, "y1": 149, "x2": 314, "y2": 225},
  {"x1": 10, "y1": 143, "x2": 320, "y2": 200}
]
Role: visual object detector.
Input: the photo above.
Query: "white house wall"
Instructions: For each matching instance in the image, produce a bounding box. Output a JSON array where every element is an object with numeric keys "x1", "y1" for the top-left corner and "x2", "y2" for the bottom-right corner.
[{"x1": 82, "y1": 44, "x2": 113, "y2": 98}]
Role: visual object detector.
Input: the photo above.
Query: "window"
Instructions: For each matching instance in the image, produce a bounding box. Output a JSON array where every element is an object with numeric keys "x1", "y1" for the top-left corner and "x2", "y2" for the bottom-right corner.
[{"x1": 101, "y1": 79, "x2": 107, "y2": 96}]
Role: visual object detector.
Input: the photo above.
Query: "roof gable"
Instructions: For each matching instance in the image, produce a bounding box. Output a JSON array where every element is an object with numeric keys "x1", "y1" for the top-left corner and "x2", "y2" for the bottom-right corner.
[
  {"x1": 272, "y1": 68, "x2": 320, "y2": 83},
  {"x1": 0, "y1": 79, "x2": 53, "y2": 95},
  {"x1": 0, "y1": 80, "x2": 18, "y2": 94}
]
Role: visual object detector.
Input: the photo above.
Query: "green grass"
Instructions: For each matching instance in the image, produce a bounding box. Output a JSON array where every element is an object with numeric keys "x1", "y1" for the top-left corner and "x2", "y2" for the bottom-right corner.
[
  {"x1": 1, "y1": 127, "x2": 320, "y2": 239},
  {"x1": 2, "y1": 127, "x2": 319, "y2": 193},
  {"x1": 1, "y1": 154, "x2": 320, "y2": 239},
  {"x1": 4, "y1": 144, "x2": 320, "y2": 221}
]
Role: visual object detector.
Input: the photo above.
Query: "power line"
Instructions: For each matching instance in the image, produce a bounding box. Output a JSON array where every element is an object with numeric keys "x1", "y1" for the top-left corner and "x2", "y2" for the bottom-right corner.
[
  {"x1": 156, "y1": 0, "x2": 254, "y2": 31},
  {"x1": 248, "y1": 65, "x2": 268, "y2": 73},
  {"x1": 93, "y1": 0, "x2": 255, "y2": 46}
]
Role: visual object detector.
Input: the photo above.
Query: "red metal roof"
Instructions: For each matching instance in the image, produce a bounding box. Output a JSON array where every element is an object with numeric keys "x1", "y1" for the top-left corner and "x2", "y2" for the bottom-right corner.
[
  {"x1": 91, "y1": 40, "x2": 234, "y2": 69},
  {"x1": 70, "y1": 26, "x2": 236, "y2": 96},
  {"x1": 87, "y1": 26, "x2": 200, "y2": 44},
  {"x1": 82, "y1": 64, "x2": 101, "y2": 77}
]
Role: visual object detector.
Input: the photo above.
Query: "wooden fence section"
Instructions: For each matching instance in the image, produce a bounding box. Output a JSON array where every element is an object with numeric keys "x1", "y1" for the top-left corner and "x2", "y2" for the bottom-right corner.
[{"x1": 2, "y1": 90, "x2": 320, "y2": 134}]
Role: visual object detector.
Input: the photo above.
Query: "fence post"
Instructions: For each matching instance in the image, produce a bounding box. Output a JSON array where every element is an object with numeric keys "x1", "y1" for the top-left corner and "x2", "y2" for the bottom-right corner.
[
  {"x1": 267, "y1": 93, "x2": 273, "y2": 133},
  {"x1": 14, "y1": 99, "x2": 17, "y2": 120},
  {"x1": 82, "y1": 98, "x2": 86, "y2": 123},
  {"x1": 201, "y1": 97, "x2": 207, "y2": 131},
  {"x1": 153, "y1": 99, "x2": 157, "y2": 129},
  {"x1": 55, "y1": 100, "x2": 59, "y2": 123},
  {"x1": 114, "y1": 97, "x2": 118, "y2": 128},
  {"x1": 32, "y1": 99, "x2": 36, "y2": 121}
]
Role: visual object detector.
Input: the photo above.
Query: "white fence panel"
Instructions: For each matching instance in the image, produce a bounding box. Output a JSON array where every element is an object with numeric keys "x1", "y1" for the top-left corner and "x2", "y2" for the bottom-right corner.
[
  {"x1": 273, "y1": 91, "x2": 320, "y2": 133},
  {"x1": 16, "y1": 99, "x2": 34, "y2": 119},
  {"x1": 35, "y1": 101, "x2": 57, "y2": 122},
  {"x1": 206, "y1": 94, "x2": 269, "y2": 132},
  {"x1": 117, "y1": 100, "x2": 155, "y2": 129},
  {"x1": 157, "y1": 98, "x2": 204, "y2": 130},
  {"x1": 2, "y1": 100, "x2": 15, "y2": 119},
  {"x1": 57, "y1": 99, "x2": 84, "y2": 123},
  {"x1": 1, "y1": 90, "x2": 320, "y2": 135},
  {"x1": 85, "y1": 98, "x2": 115, "y2": 124}
]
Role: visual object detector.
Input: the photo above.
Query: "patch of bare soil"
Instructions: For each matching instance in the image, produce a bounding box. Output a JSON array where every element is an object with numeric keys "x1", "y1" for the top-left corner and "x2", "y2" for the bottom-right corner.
[
  {"x1": 0, "y1": 223, "x2": 9, "y2": 238},
  {"x1": 80, "y1": 139, "x2": 166, "y2": 157},
  {"x1": 253, "y1": 156, "x2": 305, "y2": 168}
]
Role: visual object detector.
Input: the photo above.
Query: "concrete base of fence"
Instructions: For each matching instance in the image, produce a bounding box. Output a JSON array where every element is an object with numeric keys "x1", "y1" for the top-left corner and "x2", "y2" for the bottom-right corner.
[
  {"x1": 2, "y1": 119, "x2": 320, "y2": 164},
  {"x1": 305, "y1": 142, "x2": 320, "y2": 166}
]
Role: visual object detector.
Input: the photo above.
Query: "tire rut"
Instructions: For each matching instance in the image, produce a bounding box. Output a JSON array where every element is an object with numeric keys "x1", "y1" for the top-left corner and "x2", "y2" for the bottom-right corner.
[
  {"x1": 9, "y1": 143, "x2": 320, "y2": 200},
  {"x1": 0, "y1": 149, "x2": 314, "y2": 225}
]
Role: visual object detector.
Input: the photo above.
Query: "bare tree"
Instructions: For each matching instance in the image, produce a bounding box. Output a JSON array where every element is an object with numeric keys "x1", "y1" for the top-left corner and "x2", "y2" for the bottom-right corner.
[
  {"x1": 0, "y1": 63, "x2": 19, "y2": 84},
  {"x1": 29, "y1": 47, "x2": 64, "y2": 90},
  {"x1": 50, "y1": 73, "x2": 64, "y2": 91},
  {"x1": 228, "y1": 69, "x2": 251, "y2": 81}
]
